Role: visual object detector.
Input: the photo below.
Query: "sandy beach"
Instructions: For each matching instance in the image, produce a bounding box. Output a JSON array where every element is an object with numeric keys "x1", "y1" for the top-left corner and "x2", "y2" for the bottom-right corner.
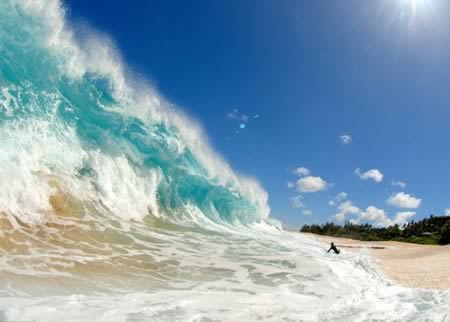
[{"x1": 305, "y1": 233, "x2": 450, "y2": 289}]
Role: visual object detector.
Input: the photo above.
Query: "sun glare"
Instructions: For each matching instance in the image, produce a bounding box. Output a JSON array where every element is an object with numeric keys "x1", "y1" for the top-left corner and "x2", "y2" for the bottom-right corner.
[
  {"x1": 407, "y1": 0, "x2": 428, "y2": 14},
  {"x1": 385, "y1": 0, "x2": 438, "y2": 35},
  {"x1": 398, "y1": 0, "x2": 432, "y2": 21}
]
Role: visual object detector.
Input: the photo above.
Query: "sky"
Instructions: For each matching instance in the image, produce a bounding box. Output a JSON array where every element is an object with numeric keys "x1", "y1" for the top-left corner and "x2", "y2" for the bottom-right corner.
[{"x1": 65, "y1": 0, "x2": 450, "y2": 229}]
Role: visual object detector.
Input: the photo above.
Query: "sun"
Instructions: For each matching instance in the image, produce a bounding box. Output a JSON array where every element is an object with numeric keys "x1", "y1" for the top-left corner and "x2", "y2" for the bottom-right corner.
[
  {"x1": 388, "y1": 0, "x2": 436, "y2": 34},
  {"x1": 398, "y1": 0, "x2": 432, "y2": 19},
  {"x1": 405, "y1": 0, "x2": 429, "y2": 13}
]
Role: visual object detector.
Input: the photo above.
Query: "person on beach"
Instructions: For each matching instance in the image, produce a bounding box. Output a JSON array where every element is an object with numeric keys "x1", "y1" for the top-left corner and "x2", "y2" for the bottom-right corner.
[{"x1": 327, "y1": 242, "x2": 340, "y2": 254}]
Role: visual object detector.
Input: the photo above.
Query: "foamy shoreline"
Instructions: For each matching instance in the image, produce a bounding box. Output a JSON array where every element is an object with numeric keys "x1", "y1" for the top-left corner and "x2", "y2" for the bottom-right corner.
[{"x1": 302, "y1": 233, "x2": 450, "y2": 289}]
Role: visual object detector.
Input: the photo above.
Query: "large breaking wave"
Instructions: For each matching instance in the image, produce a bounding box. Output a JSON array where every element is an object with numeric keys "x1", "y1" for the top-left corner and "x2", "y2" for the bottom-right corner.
[{"x1": 0, "y1": 0, "x2": 270, "y2": 227}]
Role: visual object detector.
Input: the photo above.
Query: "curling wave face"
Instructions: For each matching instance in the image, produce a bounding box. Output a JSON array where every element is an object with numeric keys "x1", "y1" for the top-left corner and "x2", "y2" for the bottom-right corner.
[{"x1": 0, "y1": 1, "x2": 450, "y2": 321}]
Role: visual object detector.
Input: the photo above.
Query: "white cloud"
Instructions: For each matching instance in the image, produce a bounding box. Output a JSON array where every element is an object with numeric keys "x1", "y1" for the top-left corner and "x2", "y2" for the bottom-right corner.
[
  {"x1": 360, "y1": 209, "x2": 415, "y2": 227},
  {"x1": 334, "y1": 201, "x2": 360, "y2": 221},
  {"x1": 292, "y1": 167, "x2": 310, "y2": 177},
  {"x1": 355, "y1": 168, "x2": 384, "y2": 183},
  {"x1": 296, "y1": 176, "x2": 328, "y2": 193},
  {"x1": 290, "y1": 195, "x2": 304, "y2": 209},
  {"x1": 303, "y1": 209, "x2": 313, "y2": 216},
  {"x1": 387, "y1": 192, "x2": 421, "y2": 209},
  {"x1": 445, "y1": 208, "x2": 450, "y2": 217},
  {"x1": 335, "y1": 204, "x2": 415, "y2": 227},
  {"x1": 392, "y1": 180, "x2": 407, "y2": 188},
  {"x1": 287, "y1": 181, "x2": 294, "y2": 189},
  {"x1": 336, "y1": 192, "x2": 348, "y2": 202},
  {"x1": 392, "y1": 211, "x2": 416, "y2": 226},
  {"x1": 329, "y1": 192, "x2": 347, "y2": 207},
  {"x1": 340, "y1": 134, "x2": 352, "y2": 145},
  {"x1": 360, "y1": 206, "x2": 391, "y2": 227},
  {"x1": 337, "y1": 201, "x2": 360, "y2": 216},
  {"x1": 288, "y1": 167, "x2": 328, "y2": 193}
]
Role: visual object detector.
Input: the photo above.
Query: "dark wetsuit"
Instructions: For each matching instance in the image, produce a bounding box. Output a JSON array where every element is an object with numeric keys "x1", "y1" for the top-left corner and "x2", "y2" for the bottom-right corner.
[{"x1": 327, "y1": 244, "x2": 340, "y2": 254}]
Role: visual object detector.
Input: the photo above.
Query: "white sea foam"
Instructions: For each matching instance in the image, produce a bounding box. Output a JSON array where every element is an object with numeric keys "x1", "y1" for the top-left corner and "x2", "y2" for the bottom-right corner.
[{"x1": 0, "y1": 228, "x2": 449, "y2": 321}]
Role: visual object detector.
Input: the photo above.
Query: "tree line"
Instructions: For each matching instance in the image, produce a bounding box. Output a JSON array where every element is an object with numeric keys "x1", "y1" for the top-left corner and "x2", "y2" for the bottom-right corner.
[{"x1": 300, "y1": 215, "x2": 450, "y2": 245}]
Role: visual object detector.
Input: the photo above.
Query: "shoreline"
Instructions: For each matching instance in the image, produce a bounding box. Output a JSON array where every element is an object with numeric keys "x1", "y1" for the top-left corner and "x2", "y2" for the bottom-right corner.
[{"x1": 302, "y1": 233, "x2": 450, "y2": 289}]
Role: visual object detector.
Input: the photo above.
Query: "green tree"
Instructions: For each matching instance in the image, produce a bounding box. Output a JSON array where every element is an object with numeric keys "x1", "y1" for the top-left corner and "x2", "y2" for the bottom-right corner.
[{"x1": 438, "y1": 221, "x2": 450, "y2": 245}]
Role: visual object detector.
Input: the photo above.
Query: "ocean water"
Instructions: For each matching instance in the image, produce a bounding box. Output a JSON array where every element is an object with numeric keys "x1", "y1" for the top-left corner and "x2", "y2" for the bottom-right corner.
[{"x1": 0, "y1": 1, "x2": 449, "y2": 321}]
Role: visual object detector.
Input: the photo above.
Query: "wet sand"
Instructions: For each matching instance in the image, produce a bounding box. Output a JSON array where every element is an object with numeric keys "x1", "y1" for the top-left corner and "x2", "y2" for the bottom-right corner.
[{"x1": 303, "y1": 233, "x2": 450, "y2": 289}]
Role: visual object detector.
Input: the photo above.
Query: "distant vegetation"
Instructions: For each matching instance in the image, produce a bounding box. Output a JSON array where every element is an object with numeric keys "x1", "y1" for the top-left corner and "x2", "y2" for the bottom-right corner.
[{"x1": 300, "y1": 215, "x2": 450, "y2": 245}]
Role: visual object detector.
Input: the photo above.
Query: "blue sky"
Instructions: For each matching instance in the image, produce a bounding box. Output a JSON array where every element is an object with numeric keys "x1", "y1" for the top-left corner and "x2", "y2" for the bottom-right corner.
[{"x1": 65, "y1": 0, "x2": 450, "y2": 229}]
